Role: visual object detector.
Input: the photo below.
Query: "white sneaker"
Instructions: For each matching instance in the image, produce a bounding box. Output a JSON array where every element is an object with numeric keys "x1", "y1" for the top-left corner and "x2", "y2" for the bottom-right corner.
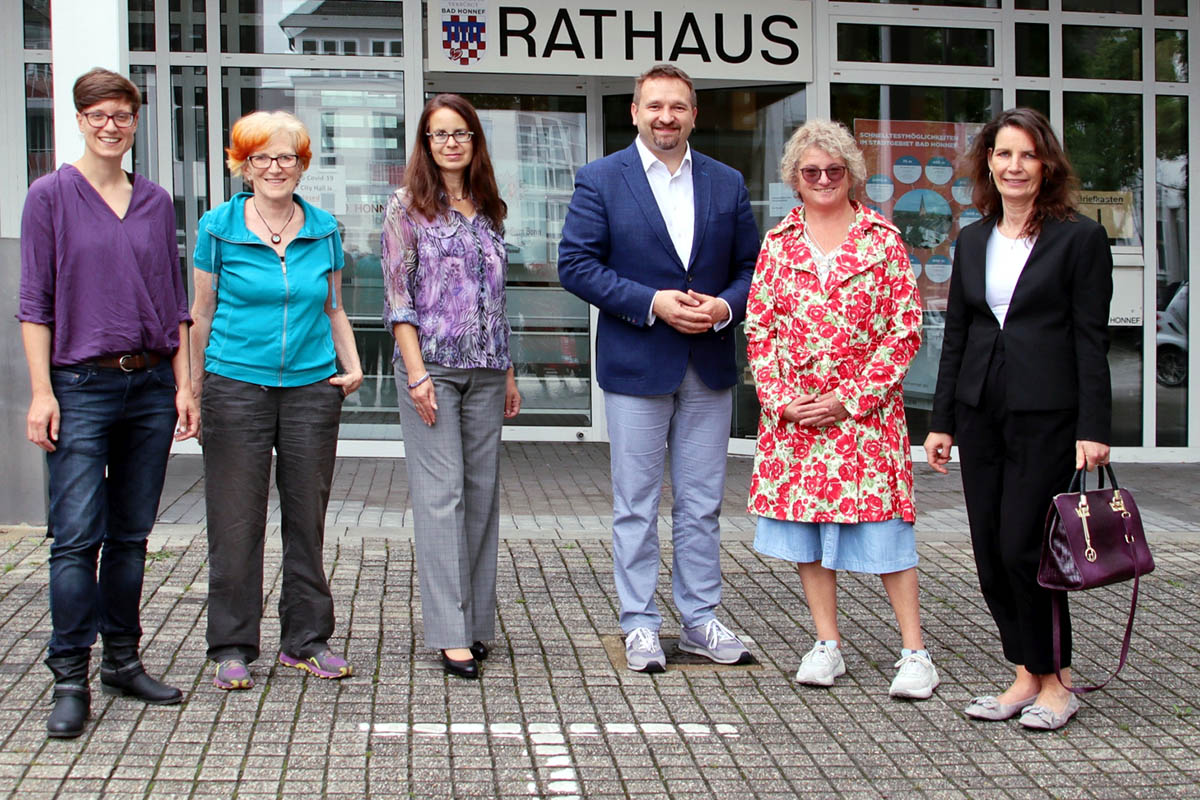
[
  {"x1": 624, "y1": 627, "x2": 666, "y2": 673},
  {"x1": 795, "y1": 642, "x2": 845, "y2": 686},
  {"x1": 889, "y1": 651, "x2": 940, "y2": 700}
]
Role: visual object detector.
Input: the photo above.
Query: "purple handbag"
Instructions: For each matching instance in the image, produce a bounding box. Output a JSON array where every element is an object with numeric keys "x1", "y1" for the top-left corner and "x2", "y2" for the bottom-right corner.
[{"x1": 1039, "y1": 465, "x2": 1155, "y2": 693}]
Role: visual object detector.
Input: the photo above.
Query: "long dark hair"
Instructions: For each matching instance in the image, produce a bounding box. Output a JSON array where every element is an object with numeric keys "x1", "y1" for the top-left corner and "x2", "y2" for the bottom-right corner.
[
  {"x1": 404, "y1": 94, "x2": 506, "y2": 228},
  {"x1": 965, "y1": 107, "x2": 1079, "y2": 237}
]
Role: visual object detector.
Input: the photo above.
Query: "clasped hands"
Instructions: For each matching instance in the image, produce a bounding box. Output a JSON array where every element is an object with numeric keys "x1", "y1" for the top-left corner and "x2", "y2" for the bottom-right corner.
[
  {"x1": 782, "y1": 392, "x2": 849, "y2": 427},
  {"x1": 652, "y1": 289, "x2": 728, "y2": 334}
]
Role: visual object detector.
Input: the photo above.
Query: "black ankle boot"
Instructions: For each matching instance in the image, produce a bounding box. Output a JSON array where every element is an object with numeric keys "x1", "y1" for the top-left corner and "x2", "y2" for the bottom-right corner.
[
  {"x1": 45, "y1": 654, "x2": 90, "y2": 739},
  {"x1": 100, "y1": 636, "x2": 182, "y2": 705}
]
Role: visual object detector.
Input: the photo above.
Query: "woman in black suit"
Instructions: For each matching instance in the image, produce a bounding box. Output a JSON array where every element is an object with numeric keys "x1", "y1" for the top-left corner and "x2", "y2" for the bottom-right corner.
[{"x1": 924, "y1": 108, "x2": 1113, "y2": 731}]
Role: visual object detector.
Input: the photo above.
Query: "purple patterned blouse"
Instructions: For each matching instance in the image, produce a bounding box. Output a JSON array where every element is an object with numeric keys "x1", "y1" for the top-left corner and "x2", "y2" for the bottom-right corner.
[{"x1": 381, "y1": 188, "x2": 511, "y2": 371}]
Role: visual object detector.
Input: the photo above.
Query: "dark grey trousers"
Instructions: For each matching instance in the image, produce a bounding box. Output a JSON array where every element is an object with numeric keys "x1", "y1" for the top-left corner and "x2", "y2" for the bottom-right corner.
[
  {"x1": 201, "y1": 373, "x2": 343, "y2": 663},
  {"x1": 395, "y1": 363, "x2": 505, "y2": 650}
]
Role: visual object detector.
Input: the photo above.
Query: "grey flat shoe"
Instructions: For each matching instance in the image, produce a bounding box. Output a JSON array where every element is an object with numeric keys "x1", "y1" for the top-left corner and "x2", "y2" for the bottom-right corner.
[
  {"x1": 1019, "y1": 695, "x2": 1081, "y2": 730},
  {"x1": 963, "y1": 692, "x2": 1039, "y2": 721}
]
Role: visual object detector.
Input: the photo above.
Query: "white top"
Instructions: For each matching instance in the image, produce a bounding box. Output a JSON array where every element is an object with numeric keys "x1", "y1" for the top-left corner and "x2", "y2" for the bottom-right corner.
[
  {"x1": 636, "y1": 135, "x2": 695, "y2": 269},
  {"x1": 985, "y1": 226, "x2": 1037, "y2": 328}
]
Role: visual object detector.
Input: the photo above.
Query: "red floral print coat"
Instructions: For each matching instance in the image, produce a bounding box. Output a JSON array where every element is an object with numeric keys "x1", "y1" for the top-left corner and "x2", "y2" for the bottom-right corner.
[{"x1": 746, "y1": 202, "x2": 922, "y2": 523}]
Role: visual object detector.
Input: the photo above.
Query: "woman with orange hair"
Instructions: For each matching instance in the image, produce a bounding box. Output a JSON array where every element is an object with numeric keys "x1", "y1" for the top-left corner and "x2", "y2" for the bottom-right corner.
[{"x1": 190, "y1": 110, "x2": 362, "y2": 691}]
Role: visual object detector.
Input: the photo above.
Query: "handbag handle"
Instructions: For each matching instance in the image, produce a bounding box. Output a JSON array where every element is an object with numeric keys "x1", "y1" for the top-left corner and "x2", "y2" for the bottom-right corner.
[
  {"x1": 1066, "y1": 463, "x2": 1120, "y2": 494},
  {"x1": 1051, "y1": 510, "x2": 1141, "y2": 695}
]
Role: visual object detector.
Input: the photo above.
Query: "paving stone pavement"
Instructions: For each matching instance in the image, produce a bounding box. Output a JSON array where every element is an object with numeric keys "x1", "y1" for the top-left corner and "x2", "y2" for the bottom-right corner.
[{"x1": 0, "y1": 443, "x2": 1197, "y2": 799}]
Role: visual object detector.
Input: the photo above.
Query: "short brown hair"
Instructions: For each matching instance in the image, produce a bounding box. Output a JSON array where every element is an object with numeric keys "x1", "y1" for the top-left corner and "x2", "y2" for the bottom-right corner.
[
  {"x1": 633, "y1": 64, "x2": 696, "y2": 107},
  {"x1": 964, "y1": 107, "x2": 1079, "y2": 237},
  {"x1": 73, "y1": 67, "x2": 141, "y2": 114}
]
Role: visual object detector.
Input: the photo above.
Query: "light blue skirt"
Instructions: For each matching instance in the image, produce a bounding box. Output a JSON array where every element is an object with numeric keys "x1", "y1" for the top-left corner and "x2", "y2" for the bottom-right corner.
[{"x1": 753, "y1": 517, "x2": 918, "y2": 574}]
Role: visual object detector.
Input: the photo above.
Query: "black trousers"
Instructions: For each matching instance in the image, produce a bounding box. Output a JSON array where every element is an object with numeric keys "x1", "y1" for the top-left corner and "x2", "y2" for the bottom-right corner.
[
  {"x1": 955, "y1": 340, "x2": 1076, "y2": 674},
  {"x1": 201, "y1": 373, "x2": 344, "y2": 663}
]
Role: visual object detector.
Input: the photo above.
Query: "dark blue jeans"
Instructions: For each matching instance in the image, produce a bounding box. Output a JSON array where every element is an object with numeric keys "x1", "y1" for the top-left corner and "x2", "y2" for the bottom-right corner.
[{"x1": 46, "y1": 361, "x2": 178, "y2": 659}]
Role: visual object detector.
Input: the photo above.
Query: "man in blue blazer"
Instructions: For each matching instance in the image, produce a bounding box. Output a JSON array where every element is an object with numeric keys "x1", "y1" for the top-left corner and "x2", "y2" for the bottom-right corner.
[{"x1": 558, "y1": 64, "x2": 760, "y2": 672}]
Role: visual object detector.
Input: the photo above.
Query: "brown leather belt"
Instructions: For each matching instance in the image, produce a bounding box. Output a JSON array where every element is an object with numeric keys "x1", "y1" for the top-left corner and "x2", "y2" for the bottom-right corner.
[{"x1": 89, "y1": 352, "x2": 166, "y2": 372}]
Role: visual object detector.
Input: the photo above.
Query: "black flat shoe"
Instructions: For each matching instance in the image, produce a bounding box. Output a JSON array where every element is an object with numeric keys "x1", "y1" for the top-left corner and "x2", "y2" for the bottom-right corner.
[
  {"x1": 441, "y1": 651, "x2": 478, "y2": 679},
  {"x1": 470, "y1": 642, "x2": 489, "y2": 661}
]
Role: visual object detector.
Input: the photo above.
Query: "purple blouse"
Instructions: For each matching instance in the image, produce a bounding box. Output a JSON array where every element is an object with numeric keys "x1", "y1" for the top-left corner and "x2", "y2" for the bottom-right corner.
[
  {"x1": 380, "y1": 189, "x2": 511, "y2": 371},
  {"x1": 18, "y1": 165, "x2": 191, "y2": 366}
]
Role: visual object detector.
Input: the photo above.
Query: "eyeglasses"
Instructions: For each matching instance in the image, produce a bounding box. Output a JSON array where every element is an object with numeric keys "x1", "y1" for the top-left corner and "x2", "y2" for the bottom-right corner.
[
  {"x1": 82, "y1": 111, "x2": 136, "y2": 128},
  {"x1": 427, "y1": 130, "x2": 474, "y2": 144},
  {"x1": 247, "y1": 153, "x2": 300, "y2": 169},
  {"x1": 800, "y1": 165, "x2": 848, "y2": 184}
]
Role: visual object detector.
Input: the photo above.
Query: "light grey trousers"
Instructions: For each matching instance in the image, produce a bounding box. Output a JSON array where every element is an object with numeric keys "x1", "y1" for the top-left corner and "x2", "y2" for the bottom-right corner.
[{"x1": 395, "y1": 363, "x2": 505, "y2": 650}]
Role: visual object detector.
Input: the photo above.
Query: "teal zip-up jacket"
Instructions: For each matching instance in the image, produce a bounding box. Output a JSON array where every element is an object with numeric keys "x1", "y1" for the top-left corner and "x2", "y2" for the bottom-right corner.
[{"x1": 194, "y1": 192, "x2": 344, "y2": 387}]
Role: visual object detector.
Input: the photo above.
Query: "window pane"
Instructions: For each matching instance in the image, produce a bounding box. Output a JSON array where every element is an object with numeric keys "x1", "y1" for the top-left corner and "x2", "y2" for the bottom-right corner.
[
  {"x1": 129, "y1": 66, "x2": 160, "y2": 184},
  {"x1": 25, "y1": 64, "x2": 53, "y2": 185},
  {"x1": 1156, "y1": 0, "x2": 1188, "y2": 15},
  {"x1": 1016, "y1": 0, "x2": 1049, "y2": 8},
  {"x1": 222, "y1": 68, "x2": 406, "y2": 437},
  {"x1": 171, "y1": 66, "x2": 209, "y2": 273},
  {"x1": 836, "y1": 0, "x2": 999, "y2": 5},
  {"x1": 1016, "y1": 89, "x2": 1050, "y2": 118},
  {"x1": 1016, "y1": 23, "x2": 1049, "y2": 77},
  {"x1": 170, "y1": 0, "x2": 207, "y2": 51},
  {"x1": 838, "y1": 24, "x2": 994, "y2": 67},
  {"x1": 220, "y1": 0, "x2": 403, "y2": 56},
  {"x1": 1063, "y1": 0, "x2": 1140, "y2": 11},
  {"x1": 832, "y1": 84, "x2": 1002, "y2": 444},
  {"x1": 1065, "y1": 91, "x2": 1143, "y2": 446},
  {"x1": 1156, "y1": 95, "x2": 1188, "y2": 445},
  {"x1": 1156, "y1": 29, "x2": 1188, "y2": 82},
  {"x1": 130, "y1": 0, "x2": 155, "y2": 51},
  {"x1": 1064, "y1": 26, "x2": 1142, "y2": 80},
  {"x1": 23, "y1": 0, "x2": 50, "y2": 48}
]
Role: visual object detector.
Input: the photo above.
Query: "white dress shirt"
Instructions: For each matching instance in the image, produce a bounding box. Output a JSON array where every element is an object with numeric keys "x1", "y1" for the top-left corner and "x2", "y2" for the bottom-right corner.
[
  {"x1": 985, "y1": 226, "x2": 1037, "y2": 328},
  {"x1": 635, "y1": 137, "x2": 731, "y2": 330}
]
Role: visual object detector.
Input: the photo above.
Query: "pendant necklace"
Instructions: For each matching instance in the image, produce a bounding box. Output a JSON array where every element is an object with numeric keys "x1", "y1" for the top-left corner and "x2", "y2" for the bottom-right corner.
[{"x1": 252, "y1": 197, "x2": 296, "y2": 244}]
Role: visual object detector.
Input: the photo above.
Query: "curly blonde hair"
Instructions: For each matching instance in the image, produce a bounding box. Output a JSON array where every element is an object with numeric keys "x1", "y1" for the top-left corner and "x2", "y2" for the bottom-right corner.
[{"x1": 780, "y1": 119, "x2": 867, "y2": 192}]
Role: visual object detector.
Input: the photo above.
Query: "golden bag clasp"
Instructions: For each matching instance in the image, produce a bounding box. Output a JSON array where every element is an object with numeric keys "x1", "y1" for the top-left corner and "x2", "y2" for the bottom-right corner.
[{"x1": 1075, "y1": 495, "x2": 1098, "y2": 562}]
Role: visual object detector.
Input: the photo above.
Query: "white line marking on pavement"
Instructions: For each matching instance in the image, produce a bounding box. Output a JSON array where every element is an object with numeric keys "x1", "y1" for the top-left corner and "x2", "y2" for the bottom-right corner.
[{"x1": 358, "y1": 720, "x2": 740, "y2": 798}]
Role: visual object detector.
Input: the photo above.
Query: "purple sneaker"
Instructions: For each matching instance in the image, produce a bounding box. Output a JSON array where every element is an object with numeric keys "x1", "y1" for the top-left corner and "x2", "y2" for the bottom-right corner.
[
  {"x1": 214, "y1": 658, "x2": 253, "y2": 690},
  {"x1": 278, "y1": 649, "x2": 353, "y2": 680}
]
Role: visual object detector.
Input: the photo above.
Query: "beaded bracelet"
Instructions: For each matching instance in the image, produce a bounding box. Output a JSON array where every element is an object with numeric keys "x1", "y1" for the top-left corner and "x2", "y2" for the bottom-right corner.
[{"x1": 407, "y1": 373, "x2": 431, "y2": 390}]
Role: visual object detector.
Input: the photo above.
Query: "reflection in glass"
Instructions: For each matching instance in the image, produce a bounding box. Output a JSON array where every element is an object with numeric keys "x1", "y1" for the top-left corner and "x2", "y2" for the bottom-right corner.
[
  {"x1": 170, "y1": 0, "x2": 207, "y2": 52},
  {"x1": 1015, "y1": 0, "x2": 1049, "y2": 7},
  {"x1": 25, "y1": 64, "x2": 53, "y2": 185},
  {"x1": 1156, "y1": 0, "x2": 1187, "y2": 15},
  {"x1": 130, "y1": 0, "x2": 155, "y2": 51},
  {"x1": 1016, "y1": 23, "x2": 1049, "y2": 77},
  {"x1": 23, "y1": 0, "x2": 50, "y2": 48},
  {"x1": 1155, "y1": 30, "x2": 1188, "y2": 82},
  {"x1": 604, "y1": 85, "x2": 807, "y2": 438},
  {"x1": 838, "y1": 0, "x2": 998, "y2": 5},
  {"x1": 129, "y1": 67, "x2": 160, "y2": 184},
  {"x1": 838, "y1": 24, "x2": 994, "y2": 67},
  {"x1": 1156, "y1": 96, "x2": 1188, "y2": 446},
  {"x1": 1065, "y1": 92, "x2": 1143, "y2": 446},
  {"x1": 171, "y1": 66, "x2": 208, "y2": 274},
  {"x1": 220, "y1": 68, "x2": 405, "y2": 436},
  {"x1": 832, "y1": 84, "x2": 1001, "y2": 443},
  {"x1": 1063, "y1": 0, "x2": 1140, "y2": 11},
  {"x1": 1016, "y1": 90, "x2": 1050, "y2": 118},
  {"x1": 220, "y1": 0, "x2": 403, "y2": 55},
  {"x1": 1064, "y1": 26, "x2": 1142, "y2": 80}
]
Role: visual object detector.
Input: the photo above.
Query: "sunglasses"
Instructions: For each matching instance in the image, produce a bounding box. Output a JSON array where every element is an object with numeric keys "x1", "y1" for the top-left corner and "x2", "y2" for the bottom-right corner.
[{"x1": 800, "y1": 165, "x2": 847, "y2": 184}]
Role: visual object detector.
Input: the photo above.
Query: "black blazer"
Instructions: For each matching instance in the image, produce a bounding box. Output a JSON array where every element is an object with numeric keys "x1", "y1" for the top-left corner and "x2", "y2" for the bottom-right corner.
[{"x1": 930, "y1": 214, "x2": 1113, "y2": 443}]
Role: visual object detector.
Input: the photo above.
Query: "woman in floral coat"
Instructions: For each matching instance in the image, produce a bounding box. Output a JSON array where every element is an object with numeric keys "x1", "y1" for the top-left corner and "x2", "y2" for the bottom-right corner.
[{"x1": 745, "y1": 119, "x2": 937, "y2": 700}]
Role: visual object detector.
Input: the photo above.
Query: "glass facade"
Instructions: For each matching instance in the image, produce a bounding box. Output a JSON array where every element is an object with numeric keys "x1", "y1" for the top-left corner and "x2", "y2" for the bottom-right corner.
[{"x1": 6, "y1": 0, "x2": 1198, "y2": 453}]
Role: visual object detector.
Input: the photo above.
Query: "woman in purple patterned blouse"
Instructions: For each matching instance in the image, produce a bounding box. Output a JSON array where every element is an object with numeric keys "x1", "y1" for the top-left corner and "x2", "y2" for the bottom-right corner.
[{"x1": 381, "y1": 94, "x2": 520, "y2": 679}]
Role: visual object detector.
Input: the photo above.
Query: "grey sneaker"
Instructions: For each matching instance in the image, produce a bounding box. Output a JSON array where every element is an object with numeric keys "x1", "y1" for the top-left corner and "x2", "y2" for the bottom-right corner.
[
  {"x1": 678, "y1": 619, "x2": 752, "y2": 665},
  {"x1": 889, "y1": 651, "x2": 940, "y2": 700},
  {"x1": 624, "y1": 627, "x2": 666, "y2": 673},
  {"x1": 795, "y1": 642, "x2": 846, "y2": 686}
]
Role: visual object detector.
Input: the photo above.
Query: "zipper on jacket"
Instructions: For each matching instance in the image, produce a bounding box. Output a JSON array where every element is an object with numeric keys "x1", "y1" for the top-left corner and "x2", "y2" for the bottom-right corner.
[{"x1": 279, "y1": 253, "x2": 289, "y2": 385}]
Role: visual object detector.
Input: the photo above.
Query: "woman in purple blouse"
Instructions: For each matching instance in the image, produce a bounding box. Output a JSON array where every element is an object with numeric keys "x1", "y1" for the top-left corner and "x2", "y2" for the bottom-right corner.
[
  {"x1": 381, "y1": 94, "x2": 520, "y2": 679},
  {"x1": 18, "y1": 68, "x2": 198, "y2": 738}
]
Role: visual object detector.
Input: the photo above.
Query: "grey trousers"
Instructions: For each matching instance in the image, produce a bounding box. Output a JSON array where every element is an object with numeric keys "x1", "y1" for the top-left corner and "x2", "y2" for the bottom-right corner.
[
  {"x1": 395, "y1": 363, "x2": 505, "y2": 650},
  {"x1": 201, "y1": 373, "x2": 343, "y2": 663}
]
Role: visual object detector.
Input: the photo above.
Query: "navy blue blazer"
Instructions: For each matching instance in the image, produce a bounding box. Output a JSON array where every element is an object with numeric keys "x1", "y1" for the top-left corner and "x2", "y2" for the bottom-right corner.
[
  {"x1": 557, "y1": 142, "x2": 760, "y2": 396},
  {"x1": 930, "y1": 214, "x2": 1113, "y2": 443}
]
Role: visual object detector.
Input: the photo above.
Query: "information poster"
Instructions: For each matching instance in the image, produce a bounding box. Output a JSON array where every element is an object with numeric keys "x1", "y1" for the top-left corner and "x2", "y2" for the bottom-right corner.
[{"x1": 854, "y1": 119, "x2": 981, "y2": 312}]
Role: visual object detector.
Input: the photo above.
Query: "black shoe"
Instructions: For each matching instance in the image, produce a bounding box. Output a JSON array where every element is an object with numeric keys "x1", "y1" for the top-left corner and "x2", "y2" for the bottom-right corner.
[
  {"x1": 100, "y1": 636, "x2": 183, "y2": 705},
  {"x1": 470, "y1": 641, "x2": 489, "y2": 661},
  {"x1": 45, "y1": 653, "x2": 90, "y2": 739},
  {"x1": 441, "y1": 650, "x2": 479, "y2": 679}
]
